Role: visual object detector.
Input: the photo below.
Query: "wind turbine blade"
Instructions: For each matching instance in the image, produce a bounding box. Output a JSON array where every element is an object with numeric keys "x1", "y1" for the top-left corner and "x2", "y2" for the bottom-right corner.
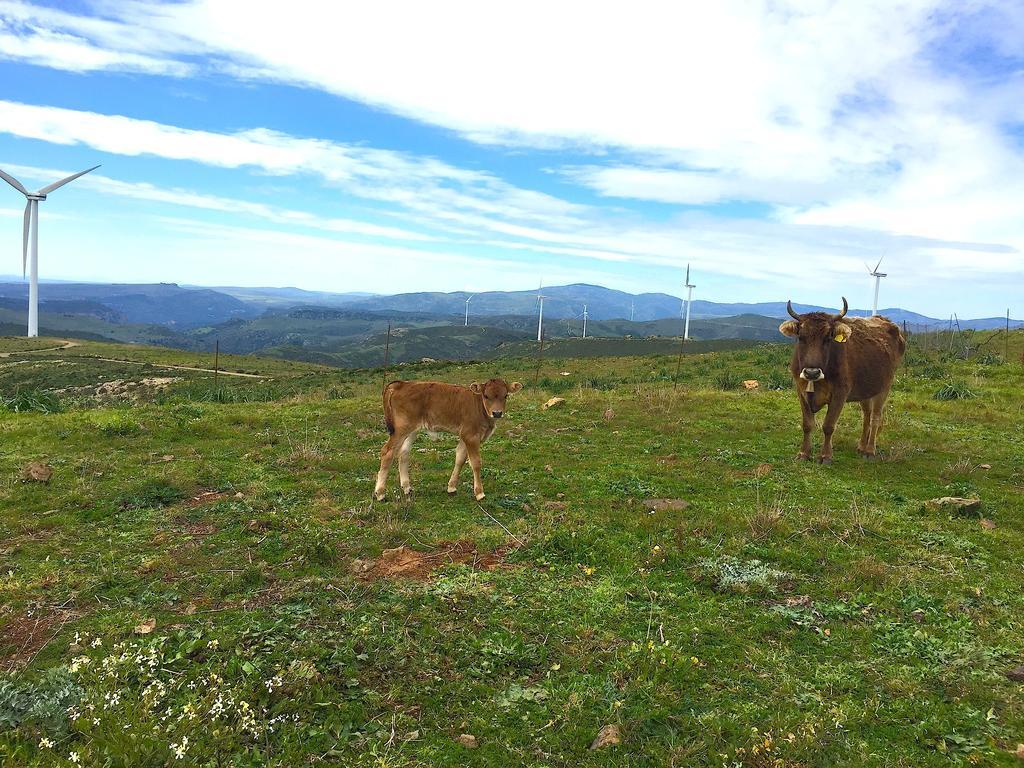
[
  {"x1": 685, "y1": 264, "x2": 690, "y2": 284},
  {"x1": 0, "y1": 167, "x2": 28, "y2": 195},
  {"x1": 874, "y1": 255, "x2": 884, "y2": 273},
  {"x1": 22, "y1": 201, "x2": 31, "y2": 278},
  {"x1": 37, "y1": 165, "x2": 100, "y2": 195}
]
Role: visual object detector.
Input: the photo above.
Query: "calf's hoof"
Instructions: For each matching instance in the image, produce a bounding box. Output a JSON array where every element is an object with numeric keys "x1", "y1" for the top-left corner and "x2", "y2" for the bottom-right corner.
[
  {"x1": 475, "y1": 492, "x2": 486, "y2": 501},
  {"x1": 818, "y1": 456, "x2": 833, "y2": 465},
  {"x1": 795, "y1": 453, "x2": 811, "y2": 462},
  {"x1": 402, "y1": 488, "x2": 414, "y2": 501},
  {"x1": 373, "y1": 491, "x2": 387, "y2": 502},
  {"x1": 446, "y1": 486, "x2": 457, "y2": 496}
]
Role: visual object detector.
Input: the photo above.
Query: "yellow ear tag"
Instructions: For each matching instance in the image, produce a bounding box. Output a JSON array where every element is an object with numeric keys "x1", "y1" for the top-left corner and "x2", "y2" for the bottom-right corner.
[{"x1": 834, "y1": 333, "x2": 846, "y2": 343}]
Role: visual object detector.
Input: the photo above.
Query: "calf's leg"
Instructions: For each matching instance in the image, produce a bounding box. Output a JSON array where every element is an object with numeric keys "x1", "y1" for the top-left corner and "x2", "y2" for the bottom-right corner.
[
  {"x1": 447, "y1": 439, "x2": 468, "y2": 495},
  {"x1": 398, "y1": 433, "x2": 416, "y2": 497},
  {"x1": 466, "y1": 439, "x2": 485, "y2": 501},
  {"x1": 375, "y1": 428, "x2": 411, "y2": 501}
]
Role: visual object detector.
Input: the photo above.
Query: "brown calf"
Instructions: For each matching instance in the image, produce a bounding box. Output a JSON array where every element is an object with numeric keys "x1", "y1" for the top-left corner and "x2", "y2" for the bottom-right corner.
[
  {"x1": 374, "y1": 378, "x2": 522, "y2": 501},
  {"x1": 779, "y1": 298, "x2": 905, "y2": 463}
]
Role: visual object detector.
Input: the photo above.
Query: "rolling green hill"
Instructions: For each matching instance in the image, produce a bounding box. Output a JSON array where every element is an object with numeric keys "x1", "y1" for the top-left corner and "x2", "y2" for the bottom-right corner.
[{"x1": 0, "y1": 335, "x2": 1022, "y2": 766}]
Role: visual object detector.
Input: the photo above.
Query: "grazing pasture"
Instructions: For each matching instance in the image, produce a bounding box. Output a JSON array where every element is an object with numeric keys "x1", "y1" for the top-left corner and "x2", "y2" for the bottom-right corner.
[{"x1": 1, "y1": 334, "x2": 1022, "y2": 766}]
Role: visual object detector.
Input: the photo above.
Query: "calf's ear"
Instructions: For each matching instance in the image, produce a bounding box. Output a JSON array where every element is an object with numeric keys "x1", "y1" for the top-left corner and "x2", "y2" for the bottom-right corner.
[
  {"x1": 508, "y1": 381, "x2": 523, "y2": 393},
  {"x1": 469, "y1": 382, "x2": 482, "y2": 394},
  {"x1": 833, "y1": 322, "x2": 852, "y2": 342},
  {"x1": 779, "y1": 320, "x2": 799, "y2": 337}
]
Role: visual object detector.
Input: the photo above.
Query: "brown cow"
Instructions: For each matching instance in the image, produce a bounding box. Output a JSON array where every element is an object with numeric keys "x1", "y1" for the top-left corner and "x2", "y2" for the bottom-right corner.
[
  {"x1": 779, "y1": 298, "x2": 905, "y2": 463},
  {"x1": 374, "y1": 378, "x2": 523, "y2": 501}
]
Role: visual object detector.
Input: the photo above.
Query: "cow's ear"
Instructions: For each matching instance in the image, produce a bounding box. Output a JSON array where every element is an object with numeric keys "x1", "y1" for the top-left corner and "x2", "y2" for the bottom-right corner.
[
  {"x1": 469, "y1": 382, "x2": 482, "y2": 394},
  {"x1": 833, "y1": 322, "x2": 852, "y2": 343},
  {"x1": 508, "y1": 381, "x2": 523, "y2": 394},
  {"x1": 779, "y1": 320, "x2": 799, "y2": 337}
]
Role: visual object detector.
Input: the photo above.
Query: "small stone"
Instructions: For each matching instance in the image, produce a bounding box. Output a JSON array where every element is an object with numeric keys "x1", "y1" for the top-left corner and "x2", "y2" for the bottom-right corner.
[
  {"x1": 1014, "y1": 743, "x2": 1024, "y2": 761},
  {"x1": 979, "y1": 464, "x2": 991, "y2": 470},
  {"x1": 603, "y1": 408, "x2": 615, "y2": 420},
  {"x1": 456, "y1": 734, "x2": 478, "y2": 749},
  {"x1": 642, "y1": 498, "x2": 690, "y2": 512},
  {"x1": 980, "y1": 518, "x2": 996, "y2": 530},
  {"x1": 20, "y1": 462, "x2": 53, "y2": 483},
  {"x1": 404, "y1": 730, "x2": 420, "y2": 741},
  {"x1": 350, "y1": 559, "x2": 374, "y2": 574},
  {"x1": 742, "y1": 379, "x2": 760, "y2": 390},
  {"x1": 234, "y1": 492, "x2": 244, "y2": 498},
  {"x1": 925, "y1": 497, "x2": 981, "y2": 517},
  {"x1": 590, "y1": 724, "x2": 622, "y2": 750},
  {"x1": 1006, "y1": 665, "x2": 1024, "y2": 683},
  {"x1": 543, "y1": 397, "x2": 566, "y2": 410}
]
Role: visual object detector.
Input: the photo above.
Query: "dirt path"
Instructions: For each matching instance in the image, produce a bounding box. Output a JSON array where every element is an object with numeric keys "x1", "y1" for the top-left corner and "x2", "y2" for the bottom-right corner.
[
  {"x1": 0, "y1": 339, "x2": 80, "y2": 358},
  {"x1": 91, "y1": 357, "x2": 271, "y2": 379}
]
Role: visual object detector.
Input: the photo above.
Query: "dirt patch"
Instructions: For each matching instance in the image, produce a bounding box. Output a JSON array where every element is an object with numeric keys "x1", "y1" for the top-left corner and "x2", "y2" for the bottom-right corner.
[
  {"x1": 0, "y1": 609, "x2": 77, "y2": 672},
  {"x1": 180, "y1": 490, "x2": 230, "y2": 509},
  {"x1": 353, "y1": 540, "x2": 520, "y2": 581}
]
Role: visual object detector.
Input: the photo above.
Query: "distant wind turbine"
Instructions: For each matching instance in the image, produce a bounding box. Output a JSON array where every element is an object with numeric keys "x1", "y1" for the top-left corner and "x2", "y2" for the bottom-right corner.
[
  {"x1": 1, "y1": 164, "x2": 100, "y2": 337},
  {"x1": 582, "y1": 304, "x2": 588, "y2": 339},
  {"x1": 682, "y1": 263, "x2": 696, "y2": 341},
  {"x1": 866, "y1": 256, "x2": 887, "y2": 316},
  {"x1": 536, "y1": 282, "x2": 547, "y2": 342},
  {"x1": 464, "y1": 293, "x2": 475, "y2": 326},
  {"x1": 630, "y1": 299, "x2": 635, "y2": 322}
]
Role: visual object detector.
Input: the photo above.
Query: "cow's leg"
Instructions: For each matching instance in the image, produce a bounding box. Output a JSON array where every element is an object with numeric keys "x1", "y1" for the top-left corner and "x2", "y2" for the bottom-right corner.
[
  {"x1": 857, "y1": 401, "x2": 872, "y2": 456},
  {"x1": 867, "y1": 391, "x2": 889, "y2": 456},
  {"x1": 466, "y1": 438, "x2": 485, "y2": 501},
  {"x1": 819, "y1": 398, "x2": 846, "y2": 465},
  {"x1": 398, "y1": 433, "x2": 416, "y2": 498},
  {"x1": 374, "y1": 428, "x2": 411, "y2": 501},
  {"x1": 447, "y1": 439, "x2": 468, "y2": 495},
  {"x1": 797, "y1": 397, "x2": 815, "y2": 461}
]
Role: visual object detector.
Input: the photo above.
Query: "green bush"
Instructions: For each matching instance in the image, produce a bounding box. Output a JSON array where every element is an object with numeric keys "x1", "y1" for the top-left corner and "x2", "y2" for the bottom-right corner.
[
  {"x1": 933, "y1": 381, "x2": 976, "y2": 401},
  {"x1": 1, "y1": 389, "x2": 62, "y2": 414}
]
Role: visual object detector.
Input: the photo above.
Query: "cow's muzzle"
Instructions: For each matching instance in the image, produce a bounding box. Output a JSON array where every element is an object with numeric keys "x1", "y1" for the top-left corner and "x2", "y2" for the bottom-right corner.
[
  {"x1": 800, "y1": 368, "x2": 823, "y2": 382},
  {"x1": 491, "y1": 410, "x2": 503, "y2": 418}
]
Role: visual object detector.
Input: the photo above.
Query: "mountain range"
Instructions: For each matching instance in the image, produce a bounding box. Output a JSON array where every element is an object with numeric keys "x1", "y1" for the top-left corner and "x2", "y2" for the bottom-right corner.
[{"x1": 0, "y1": 280, "x2": 1018, "y2": 368}]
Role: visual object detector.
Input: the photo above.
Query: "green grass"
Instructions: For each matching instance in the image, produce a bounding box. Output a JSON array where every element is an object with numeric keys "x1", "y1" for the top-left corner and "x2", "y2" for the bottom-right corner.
[{"x1": 0, "y1": 336, "x2": 1022, "y2": 766}]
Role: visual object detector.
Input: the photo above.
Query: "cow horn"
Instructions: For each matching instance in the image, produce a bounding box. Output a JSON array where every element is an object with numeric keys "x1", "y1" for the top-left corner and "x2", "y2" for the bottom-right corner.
[
  {"x1": 786, "y1": 300, "x2": 800, "y2": 320},
  {"x1": 835, "y1": 297, "x2": 848, "y2": 319}
]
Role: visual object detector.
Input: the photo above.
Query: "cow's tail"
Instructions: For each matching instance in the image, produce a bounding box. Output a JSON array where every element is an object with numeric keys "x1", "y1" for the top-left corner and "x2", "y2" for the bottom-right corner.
[{"x1": 382, "y1": 381, "x2": 398, "y2": 435}]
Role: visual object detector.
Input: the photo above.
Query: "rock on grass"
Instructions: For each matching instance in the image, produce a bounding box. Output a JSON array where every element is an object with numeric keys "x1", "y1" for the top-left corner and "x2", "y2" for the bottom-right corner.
[
  {"x1": 20, "y1": 461, "x2": 53, "y2": 483},
  {"x1": 590, "y1": 724, "x2": 622, "y2": 750},
  {"x1": 925, "y1": 497, "x2": 982, "y2": 517},
  {"x1": 456, "y1": 734, "x2": 478, "y2": 749}
]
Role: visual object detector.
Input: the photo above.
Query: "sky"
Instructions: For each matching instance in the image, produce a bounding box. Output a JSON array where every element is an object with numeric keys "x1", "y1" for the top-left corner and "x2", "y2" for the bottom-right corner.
[{"x1": 0, "y1": 1, "x2": 1022, "y2": 317}]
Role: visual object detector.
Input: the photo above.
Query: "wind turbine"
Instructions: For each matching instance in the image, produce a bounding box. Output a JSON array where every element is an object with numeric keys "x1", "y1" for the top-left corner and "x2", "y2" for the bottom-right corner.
[
  {"x1": 464, "y1": 293, "x2": 475, "y2": 326},
  {"x1": 682, "y1": 263, "x2": 696, "y2": 341},
  {"x1": 0, "y1": 164, "x2": 100, "y2": 337},
  {"x1": 630, "y1": 299, "x2": 635, "y2": 322},
  {"x1": 582, "y1": 304, "x2": 588, "y2": 339},
  {"x1": 866, "y1": 256, "x2": 887, "y2": 316},
  {"x1": 536, "y1": 281, "x2": 547, "y2": 342}
]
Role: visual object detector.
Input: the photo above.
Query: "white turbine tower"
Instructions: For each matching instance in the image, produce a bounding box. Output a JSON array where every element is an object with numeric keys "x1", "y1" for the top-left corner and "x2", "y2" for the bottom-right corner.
[
  {"x1": 1, "y1": 164, "x2": 100, "y2": 337},
  {"x1": 536, "y1": 282, "x2": 547, "y2": 342},
  {"x1": 630, "y1": 299, "x2": 635, "y2": 322},
  {"x1": 464, "y1": 293, "x2": 475, "y2": 326},
  {"x1": 582, "y1": 304, "x2": 588, "y2": 339},
  {"x1": 866, "y1": 256, "x2": 887, "y2": 316},
  {"x1": 682, "y1": 263, "x2": 696, "y2": 341}
]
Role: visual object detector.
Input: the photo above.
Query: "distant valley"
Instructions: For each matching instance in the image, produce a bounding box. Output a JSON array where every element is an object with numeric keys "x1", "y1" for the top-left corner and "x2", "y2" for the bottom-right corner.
[{"x1": 0, "y1": 281, "x2": 1019, "y2": 368}]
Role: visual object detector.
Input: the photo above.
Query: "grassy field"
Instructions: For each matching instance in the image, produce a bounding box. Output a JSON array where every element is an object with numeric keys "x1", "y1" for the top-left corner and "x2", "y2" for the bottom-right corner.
[{"x1": 1, "y1": 333, "x2": 1022, "y2": 766}]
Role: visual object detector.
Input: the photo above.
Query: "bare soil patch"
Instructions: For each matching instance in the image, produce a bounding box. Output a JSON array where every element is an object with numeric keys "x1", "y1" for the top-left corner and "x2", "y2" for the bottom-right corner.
[
  {"x1": 353, "y1": 540, "x2": 520, "y2": 581},
  {"x1": 0, "y1": 608, "x2": 78, "y2": 672}
]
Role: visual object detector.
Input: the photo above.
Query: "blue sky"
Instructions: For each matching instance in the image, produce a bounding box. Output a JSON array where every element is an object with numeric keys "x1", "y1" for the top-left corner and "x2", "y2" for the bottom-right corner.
[{"x1": 0, "y1": 1, "x2": 1022, "y2": 317}]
